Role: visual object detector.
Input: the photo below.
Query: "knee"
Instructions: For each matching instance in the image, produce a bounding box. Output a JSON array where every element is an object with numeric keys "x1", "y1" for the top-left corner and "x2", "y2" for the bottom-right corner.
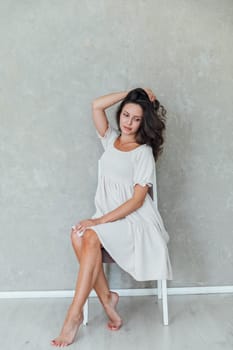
[
  {"x1": 70, "y1": 230, "x2": 76, "y2": 242},
  {"x1": 82, "y1": 229, "x2": 100, "y2": 248},
  {"x1": 70, "y1": 230, "x2": 81, "y2": 247}
]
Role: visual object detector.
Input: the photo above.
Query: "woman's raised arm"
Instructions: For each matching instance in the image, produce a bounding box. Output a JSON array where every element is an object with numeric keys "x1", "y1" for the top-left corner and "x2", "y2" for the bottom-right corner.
[{"x1": 92, "y1": 91, "x2": 128, "y2": 137}]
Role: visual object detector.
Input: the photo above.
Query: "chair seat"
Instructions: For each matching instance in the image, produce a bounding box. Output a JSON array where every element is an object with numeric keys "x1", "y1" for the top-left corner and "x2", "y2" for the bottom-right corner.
[{"x1": 101, "y1": 247, "x2": 115, "y2": 263}]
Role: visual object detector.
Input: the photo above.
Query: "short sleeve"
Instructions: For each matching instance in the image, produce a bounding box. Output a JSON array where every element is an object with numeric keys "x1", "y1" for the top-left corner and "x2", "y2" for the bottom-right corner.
[
  {"x1": 133, "y1": 146, "x2": 155, "y2": 188},
  {"x1": 95, "y1": 123, "x2": 119, "y2": 150}
]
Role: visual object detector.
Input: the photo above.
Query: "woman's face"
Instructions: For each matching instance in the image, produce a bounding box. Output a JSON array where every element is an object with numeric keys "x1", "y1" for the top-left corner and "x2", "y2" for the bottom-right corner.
[{"x1": 119, "y1": 103, "x2": 143, "y2": 136}]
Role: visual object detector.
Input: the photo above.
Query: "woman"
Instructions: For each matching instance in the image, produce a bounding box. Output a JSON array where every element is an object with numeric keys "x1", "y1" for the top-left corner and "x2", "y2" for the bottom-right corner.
[{"x1": 51, "y1": 88, "x2": 173, "y2": 347}]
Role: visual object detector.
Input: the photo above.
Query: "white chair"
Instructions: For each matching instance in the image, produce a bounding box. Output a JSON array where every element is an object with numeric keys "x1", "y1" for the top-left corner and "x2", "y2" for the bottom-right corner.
[{"x1": 83, "y1": 163, "x2": 169, "y2": 326}]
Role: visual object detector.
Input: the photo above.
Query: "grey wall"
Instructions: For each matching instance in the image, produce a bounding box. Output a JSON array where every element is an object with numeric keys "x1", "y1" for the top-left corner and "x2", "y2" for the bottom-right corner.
[{"x1": 1, "y1": 0, "x2": 233, "y2": 291}]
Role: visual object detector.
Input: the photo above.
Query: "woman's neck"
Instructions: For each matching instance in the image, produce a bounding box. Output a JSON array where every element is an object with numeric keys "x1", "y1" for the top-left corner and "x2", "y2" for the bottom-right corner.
[{"x1": 119, "y1": 133, "x2": 137, "y2": 145}]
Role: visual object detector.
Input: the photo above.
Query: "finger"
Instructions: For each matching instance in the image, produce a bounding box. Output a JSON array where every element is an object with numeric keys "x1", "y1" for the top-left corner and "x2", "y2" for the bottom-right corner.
[
  {"x1": 72, "y1": 224, "x2": 81, "y2": 231},
  {"x1": 150, "y1": 94, "x2": 156, "y2": 101}
]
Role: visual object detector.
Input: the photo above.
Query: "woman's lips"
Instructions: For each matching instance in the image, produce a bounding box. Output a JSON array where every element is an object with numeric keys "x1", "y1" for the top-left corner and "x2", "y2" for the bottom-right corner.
[{"x1": 123, "y1": 126, "x2": 132, "y2": 131}]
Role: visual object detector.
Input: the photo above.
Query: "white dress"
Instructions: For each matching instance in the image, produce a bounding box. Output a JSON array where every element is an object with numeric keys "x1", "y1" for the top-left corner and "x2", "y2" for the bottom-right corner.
[{"x1": 87, "y1": 123, "x2": 173, "y2": 281}]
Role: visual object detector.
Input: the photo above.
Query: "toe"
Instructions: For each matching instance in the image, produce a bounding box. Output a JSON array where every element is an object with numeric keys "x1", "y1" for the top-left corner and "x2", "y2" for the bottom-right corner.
[{"x1": 107, "y1": 320, "x2": 122, "y2": 331}]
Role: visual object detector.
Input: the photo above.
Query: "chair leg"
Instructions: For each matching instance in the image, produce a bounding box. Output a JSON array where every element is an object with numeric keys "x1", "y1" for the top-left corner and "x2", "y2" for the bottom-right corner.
[
  {"x1": 161, "y1": 279, "x2": 168, "y2": 325},
  {"x1": 83, "y1": 298, "x2": 89, "y2": 325},
  {"x1": 157, "y1": 279, "x2": 162, "y2": 300}
]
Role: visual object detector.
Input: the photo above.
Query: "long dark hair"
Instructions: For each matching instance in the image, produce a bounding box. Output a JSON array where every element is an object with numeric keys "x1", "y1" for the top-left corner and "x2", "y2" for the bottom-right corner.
[{"x1": 115, "y1": 88, "x2": 167, "y2": 162}]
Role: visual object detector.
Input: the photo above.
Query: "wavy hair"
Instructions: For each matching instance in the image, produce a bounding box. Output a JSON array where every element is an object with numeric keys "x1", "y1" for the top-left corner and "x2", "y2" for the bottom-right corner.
[{"x1": 115, "y1": 88, "x2": 167, "y2": 162}]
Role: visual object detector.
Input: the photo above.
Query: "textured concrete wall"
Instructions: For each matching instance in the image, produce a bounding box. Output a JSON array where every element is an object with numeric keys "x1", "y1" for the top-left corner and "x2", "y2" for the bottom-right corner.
[{"x1": 1, "y1": 0, "x2": 232, "y2": 291}]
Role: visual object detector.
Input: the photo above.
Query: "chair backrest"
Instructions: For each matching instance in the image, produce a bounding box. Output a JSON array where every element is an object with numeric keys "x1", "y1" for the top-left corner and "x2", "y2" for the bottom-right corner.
[{"x1": 151, "y1": 162, "x2": 158, "y2": 210}]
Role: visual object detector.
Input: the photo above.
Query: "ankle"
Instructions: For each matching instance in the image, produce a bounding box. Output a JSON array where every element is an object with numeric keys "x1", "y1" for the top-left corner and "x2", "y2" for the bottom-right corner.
[
  {"x1": 69, "y1": 313, "x2": 83, "y2": 324},
  {"x1": 68, "y1": 306, "x2": 83, "y2": 322},
  {"x1": 101, "y1": 291, "x2": 111, "y2": 306}
]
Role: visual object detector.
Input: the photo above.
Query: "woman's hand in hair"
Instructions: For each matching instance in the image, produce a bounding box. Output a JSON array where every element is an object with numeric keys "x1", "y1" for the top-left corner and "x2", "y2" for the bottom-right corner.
[{"x1": 143, "y1": 88, "x2": 156, "y2": 102}]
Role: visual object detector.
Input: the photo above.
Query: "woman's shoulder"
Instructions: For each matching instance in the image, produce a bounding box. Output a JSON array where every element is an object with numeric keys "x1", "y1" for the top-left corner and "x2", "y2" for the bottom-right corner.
[
  {"x1": 95, "y1": 123, "x2": 119, "y2": 151},
  {"x1": 135, "y1": 143, "x2": 153, "y2": 156},
  {"x1": 95, "y1": 123, "x2": 119, "y2": 139},
  {"x1": 130, "y1": 144, "x2": 154, "y2": 166}
]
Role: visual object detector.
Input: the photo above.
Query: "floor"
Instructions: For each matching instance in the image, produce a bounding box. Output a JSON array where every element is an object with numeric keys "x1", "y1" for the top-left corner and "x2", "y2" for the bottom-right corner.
[{"x1": 1, "y1": 293, "x2": 233, "y2": 350}]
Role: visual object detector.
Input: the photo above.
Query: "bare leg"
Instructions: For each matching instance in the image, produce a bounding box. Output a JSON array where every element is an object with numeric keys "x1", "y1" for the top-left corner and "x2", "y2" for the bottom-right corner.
[
  {"x1": 51, "y1": 229, "x2": 104, "y2": 347},
  {"x1": 71, "y1": 230, "x2": 122, "y2": 330}
]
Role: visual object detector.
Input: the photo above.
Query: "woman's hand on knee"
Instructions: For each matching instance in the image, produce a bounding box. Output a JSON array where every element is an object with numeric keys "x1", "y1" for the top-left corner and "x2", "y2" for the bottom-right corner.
[{"x1": 72, "y1": 218, "x2": 101, "y2": 237}]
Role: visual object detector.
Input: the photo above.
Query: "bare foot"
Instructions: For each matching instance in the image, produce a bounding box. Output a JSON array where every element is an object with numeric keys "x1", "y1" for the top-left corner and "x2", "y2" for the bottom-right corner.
[
  {"x1": 103, "y1": 291, "x2": 123, "y2": 331},
  {"x1": 50, "y1": 312, "x2": 83, "y2": 347}
]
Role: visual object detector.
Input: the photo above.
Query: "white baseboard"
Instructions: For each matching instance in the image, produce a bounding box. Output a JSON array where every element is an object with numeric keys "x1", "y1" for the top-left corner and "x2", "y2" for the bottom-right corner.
[{"x1": 0, "y1": 286, "x2": 233, "y2": 299}]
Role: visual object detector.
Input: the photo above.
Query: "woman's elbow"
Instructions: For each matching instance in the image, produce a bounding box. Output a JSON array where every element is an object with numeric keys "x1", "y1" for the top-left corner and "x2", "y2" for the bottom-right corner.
[
  {"x1": 92, "y1": 99, "x2": 102, "y2": 110},
  {"x1": 92, "y1": 100, "x2": 97, "y2": 109}
]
